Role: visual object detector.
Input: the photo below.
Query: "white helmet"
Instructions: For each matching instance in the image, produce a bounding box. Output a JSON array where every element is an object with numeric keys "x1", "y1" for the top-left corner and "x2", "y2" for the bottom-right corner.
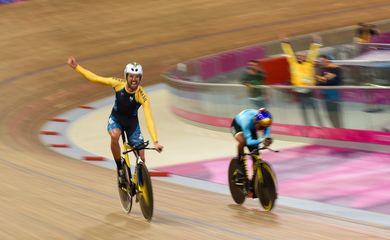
[{"x1": 124, "y1": 62, "x2": 143, "y2": 79}]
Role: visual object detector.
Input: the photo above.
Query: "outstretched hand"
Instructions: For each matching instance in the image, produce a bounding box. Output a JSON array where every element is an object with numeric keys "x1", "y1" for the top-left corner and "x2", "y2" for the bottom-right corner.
[
  {"x1": 67, "y1": 56, "x2": 78, "y2": 69},
  {"x1": 279, "y1": 34, "x2": 289, "y2": 43}
]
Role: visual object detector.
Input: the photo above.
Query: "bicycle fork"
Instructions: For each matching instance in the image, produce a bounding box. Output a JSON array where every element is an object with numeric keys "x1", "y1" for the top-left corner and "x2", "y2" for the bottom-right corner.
[
  {"x1": 134, "y1": 162, "x2": 147, "y2": 199},
  {"x1": 134, "y1": 163, "x2": 143, "y2": 186},
  {"x1": 234, "y1": 157, "x2": 249, "y2": 187},
  {"x1": 253, "y1": 155, "x2": 264, "y2": 185}
]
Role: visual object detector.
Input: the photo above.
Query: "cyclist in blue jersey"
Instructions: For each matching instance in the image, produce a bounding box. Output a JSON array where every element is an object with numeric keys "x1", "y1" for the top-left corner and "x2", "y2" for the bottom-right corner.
[{"x1": 231, "y1": 108, "x2": 273, "y2": 187}]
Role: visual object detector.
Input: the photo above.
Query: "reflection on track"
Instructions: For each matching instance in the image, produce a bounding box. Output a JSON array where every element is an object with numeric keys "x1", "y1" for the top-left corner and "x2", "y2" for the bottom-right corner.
[{"x1": 0, "y1": 156, "x2": 267, "y2": 239}]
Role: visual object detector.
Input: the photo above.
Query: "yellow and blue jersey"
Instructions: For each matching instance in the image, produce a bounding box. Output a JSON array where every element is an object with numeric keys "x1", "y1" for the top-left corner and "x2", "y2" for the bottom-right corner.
[{"x1": 75, "y1": 65, "x2": 158, "y2": 142}]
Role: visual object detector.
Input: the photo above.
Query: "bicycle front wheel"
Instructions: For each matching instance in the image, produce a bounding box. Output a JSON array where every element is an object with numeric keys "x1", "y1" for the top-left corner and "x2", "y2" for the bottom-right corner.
[
  {"x1": 254, "y1": 161, "x2": 277, "y2": 211},
  {"x1": 137, "y1": 163, "x2": 154, "y2": 221}
]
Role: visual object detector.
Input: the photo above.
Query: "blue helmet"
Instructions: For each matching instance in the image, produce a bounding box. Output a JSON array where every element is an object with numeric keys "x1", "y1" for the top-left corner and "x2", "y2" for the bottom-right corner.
[{"x1": 255, "y1": 108, "x2": 272, "y2": 127}]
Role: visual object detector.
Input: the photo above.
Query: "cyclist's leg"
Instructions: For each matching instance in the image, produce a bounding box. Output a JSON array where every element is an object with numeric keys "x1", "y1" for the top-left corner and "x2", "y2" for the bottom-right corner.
[
  {"x1": 247, "y1": 144, "x2": 257, "y2": 173},
  {"x1": 126, "y1": 124, "x2": 145, "y2": 161},
  {"x1": 230, "y1": 119, "x2": 245, "y2": 158},
  {"x1": 246, "y1": 136, "x2": 258, "y2": 194},
  {"x1": 235, "y1": 133, "x2": 245, "y2": 158},
  {"x1": 138, "y1": 149, "x2": 146, "y2": 162},
  {"x1": 107, "y1": 116, "x2": 123, "y2": 172},
  {"x1": 231, "y1": 119, "x2": 249, "y2": 176}
]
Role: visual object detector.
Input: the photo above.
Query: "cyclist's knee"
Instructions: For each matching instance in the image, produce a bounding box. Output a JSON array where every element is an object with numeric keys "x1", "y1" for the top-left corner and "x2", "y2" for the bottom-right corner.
[
  {"x1": 235, "y1": 134, "x2": 245, "y2": 145},
  {"x1": 109, "y1": 129, "x2": 121, "y2": 141}
]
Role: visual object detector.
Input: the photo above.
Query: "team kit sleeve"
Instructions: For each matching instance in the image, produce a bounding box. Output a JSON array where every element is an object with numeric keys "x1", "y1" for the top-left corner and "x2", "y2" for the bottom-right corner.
[
  {"x1": 136, "y1": 87, "x2": 158, "y2": 143},
  {"x1": 242, "y1": 124, "x2": 260, "y2": 146},
  {"x1": 75, "y1": 65, "x2": 123, "y2": 90},
  {"x1": 262, "y1": 127, "x2": 271, "y2": 139},
  {"x1": 306, "y1": 43, "x2": 321, "y2": 64},
  {"x1": 281, "y1": 42, "x2": 297, "y2": 65}
]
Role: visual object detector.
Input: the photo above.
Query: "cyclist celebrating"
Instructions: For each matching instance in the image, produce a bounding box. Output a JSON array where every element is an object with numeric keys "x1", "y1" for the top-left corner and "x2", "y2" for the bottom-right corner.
[
  {"x1": 230, "y1": 108, "x2": 273, "y2": 186},
  {"x1": 67, "y1": 56, "x2": 163, "y2": 187}
]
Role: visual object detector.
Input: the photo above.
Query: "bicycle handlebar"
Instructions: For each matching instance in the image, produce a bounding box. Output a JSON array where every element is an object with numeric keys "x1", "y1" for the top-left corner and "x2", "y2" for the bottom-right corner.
[
  {"x1": 243, "y1": 146, "x2": 279, "y2": 156},
  {"x1": 123, "y1": 141, "x2": 159, "y2": 154}
]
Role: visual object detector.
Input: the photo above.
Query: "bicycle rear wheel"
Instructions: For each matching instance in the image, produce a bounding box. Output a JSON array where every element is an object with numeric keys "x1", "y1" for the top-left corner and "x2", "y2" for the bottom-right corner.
[
  {"x1": 118, "y1": 164, "x2": 133, "y2": 213},
  {"x1": 228, "y1": 157, "x2": 246, "y2": 204},
  {"x1": 254, "y1": 161, "x2": 277, "y2": 211},
  {"x1": 137, "y1": 162, "x2": 154, "y2": 221}
]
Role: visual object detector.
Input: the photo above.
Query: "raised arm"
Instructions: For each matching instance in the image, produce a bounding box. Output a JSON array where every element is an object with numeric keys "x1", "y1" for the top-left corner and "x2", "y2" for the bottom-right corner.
[
  {"x1": 281, "y1": 39, "x2": 297, "y2": 65},
  {"x1": 67, "y1": 56, "x2": 121, "y2": 88},
  {"x1": 306, "y1": 43, "x2": 321, "y2": 64},
  {"x1": 306, "y1": 35, "x2": 322, "y2": 64}
]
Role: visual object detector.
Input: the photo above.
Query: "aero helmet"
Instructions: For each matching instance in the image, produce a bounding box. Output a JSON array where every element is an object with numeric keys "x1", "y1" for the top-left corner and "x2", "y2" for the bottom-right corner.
[
  {"x1": 124, "y1": 62, "x2": 143, "y2": 79},
  {"x1": 255, "y1": 108, "x2": 272, "y2": 127}
]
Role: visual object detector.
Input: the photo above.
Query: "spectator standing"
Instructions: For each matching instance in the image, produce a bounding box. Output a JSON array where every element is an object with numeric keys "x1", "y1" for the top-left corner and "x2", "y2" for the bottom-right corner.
[
  {"x1": 281, "y1": 35, "x2": 323, "y2": 127},
  {"x1": 316, "y1": 55, "x2": 343, "y2": 128},
  {"x1": 240, "y1": 60, "x2": 267, "y2": 108},
  {"x1": 354, "y1": 23, "x2": 380, "y2": 44}
]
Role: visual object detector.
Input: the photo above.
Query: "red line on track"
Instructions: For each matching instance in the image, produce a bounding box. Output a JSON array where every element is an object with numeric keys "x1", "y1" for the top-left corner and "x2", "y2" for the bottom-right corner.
[
  {"x1": 48, "y1": 144, "x2": 70, "y2": 148},
  {"x1": 83, "y1": 156, "x2": 106, "y2": 161},
  {"x1": 40, "y1": 130, "x2": 60, "y2": 135}
]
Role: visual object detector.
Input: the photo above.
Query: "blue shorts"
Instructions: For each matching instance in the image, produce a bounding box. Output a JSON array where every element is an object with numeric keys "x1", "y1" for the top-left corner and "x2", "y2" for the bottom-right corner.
[{"x1": 107, "y1": 115, "x2": 144, "y2": 147}]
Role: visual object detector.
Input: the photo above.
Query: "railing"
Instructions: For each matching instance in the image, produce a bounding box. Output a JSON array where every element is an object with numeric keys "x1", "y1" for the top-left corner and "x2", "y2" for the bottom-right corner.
[
  {"x1": 165, "y1": 77, "x2": 390, "y2": 144},
  {"x1": 166, "y1": 76, "x2": 388, "y2": 126},
  {"x1": 163, "y1": 27, "x2": 390, "y2": 145},
  {"x1": 167, "y1": 43, "x2": 390, "y2": 86},
  {"x1": 167, "y1": 44, "x2": 266, "y2": 82}
]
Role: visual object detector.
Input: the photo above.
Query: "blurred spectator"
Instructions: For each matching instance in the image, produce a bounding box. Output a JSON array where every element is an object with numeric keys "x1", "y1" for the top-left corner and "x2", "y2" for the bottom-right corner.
[
  {"x1": 371, "y1": 32, "x2": 390, "y2": 44},
  {"x1": 240, "y1": 60, "x2": 267, "y2": 108},
  {"x1": 354, "y1": 23, "x2": 380, "y2": 44},
  {"x1": 281, "y1": 35, "x2": 323, "y2": 127},
  {"x1": 316, "y1": 55, "x2": 343, "y2": 128}
]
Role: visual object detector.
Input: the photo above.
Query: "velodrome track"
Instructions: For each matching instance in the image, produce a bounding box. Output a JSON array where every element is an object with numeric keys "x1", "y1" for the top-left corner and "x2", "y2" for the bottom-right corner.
[{"x1": 1, "y1": 1, "x2": 390, "y2": 239}]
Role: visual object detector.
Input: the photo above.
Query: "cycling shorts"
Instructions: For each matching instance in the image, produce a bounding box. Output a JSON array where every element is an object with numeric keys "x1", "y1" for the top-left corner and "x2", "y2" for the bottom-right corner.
[
  {"x1": 107, "y1": 115, "x2": 144, "y2": 147},
  {"x1": 230, "y1": 119, "x2": 242, "y2": 136}
]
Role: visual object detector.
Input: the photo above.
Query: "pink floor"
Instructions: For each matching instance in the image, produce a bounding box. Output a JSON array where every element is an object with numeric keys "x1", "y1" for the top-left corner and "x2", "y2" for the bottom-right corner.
[{"x1": 156, "y1": 145, "x2": 390, "y2": 214}]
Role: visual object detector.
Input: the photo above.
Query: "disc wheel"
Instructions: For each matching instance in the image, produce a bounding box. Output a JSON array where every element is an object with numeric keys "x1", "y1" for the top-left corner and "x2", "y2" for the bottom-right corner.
[
  {"x1": 228, "y1": 158, "x2": 246, "y2": 204},
  {"x1": 255, "y1": 162, "x2": 277, "y2": 211},
  {"x1": 137, "y1": 163, "x2": 154, "y2": 221}
]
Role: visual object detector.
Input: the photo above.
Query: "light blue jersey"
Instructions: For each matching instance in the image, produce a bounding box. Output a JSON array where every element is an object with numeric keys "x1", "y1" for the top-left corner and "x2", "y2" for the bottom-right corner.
[{"x1": 233, "y1": 109, "x2": 271, "y2": 146}]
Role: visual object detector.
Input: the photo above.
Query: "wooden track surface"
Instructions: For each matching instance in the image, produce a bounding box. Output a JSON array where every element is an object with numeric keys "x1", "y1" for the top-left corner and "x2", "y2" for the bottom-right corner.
[{"x1": 1, "y1": 0, "x2": 390, "y2": 239}]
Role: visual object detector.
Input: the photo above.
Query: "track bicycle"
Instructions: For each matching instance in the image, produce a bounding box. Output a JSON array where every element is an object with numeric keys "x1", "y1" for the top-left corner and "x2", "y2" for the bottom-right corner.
[
  {"x1": 117, "y1": 134, "x2": 157, "y2": 221},
  {"x1": 228, "y1": 146, "x2": 278, "y2": 211}
]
